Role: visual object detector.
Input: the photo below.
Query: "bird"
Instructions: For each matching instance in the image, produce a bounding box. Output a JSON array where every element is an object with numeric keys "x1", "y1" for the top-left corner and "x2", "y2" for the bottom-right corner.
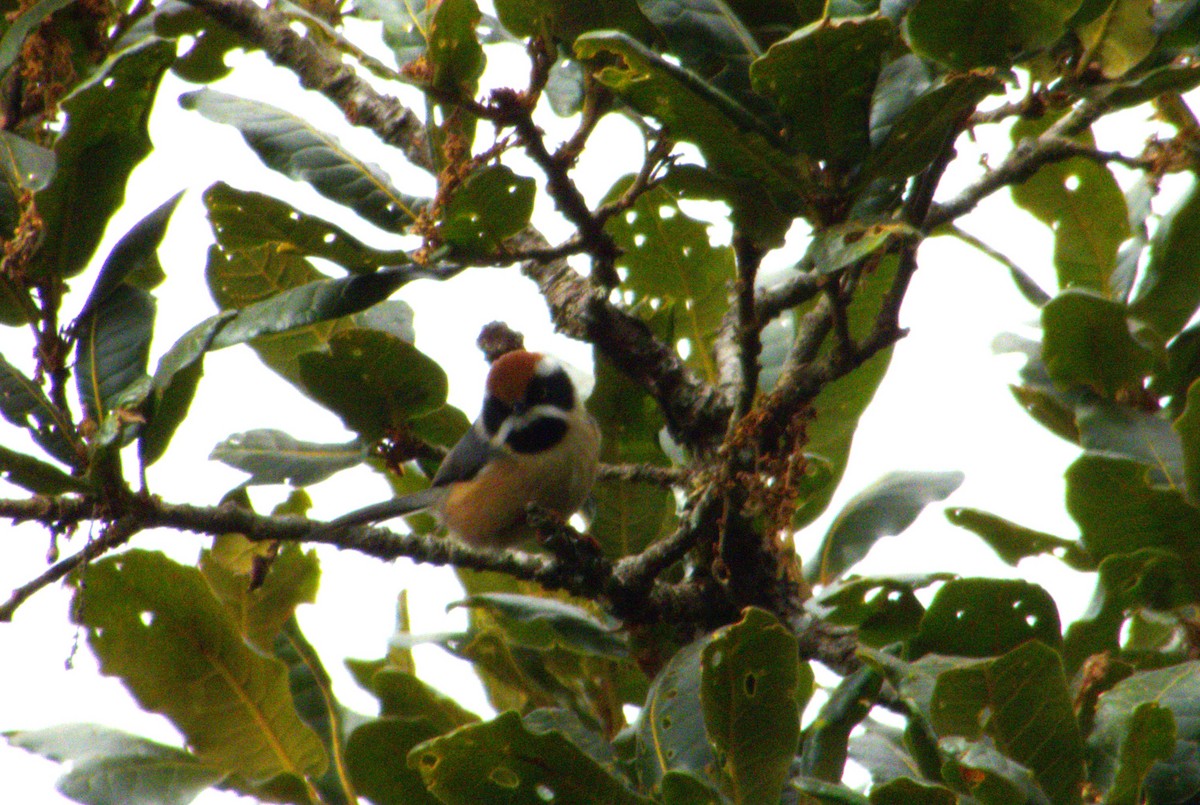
[{"x1": 327, "y1": 349, "x2": 601, "y2": 548}]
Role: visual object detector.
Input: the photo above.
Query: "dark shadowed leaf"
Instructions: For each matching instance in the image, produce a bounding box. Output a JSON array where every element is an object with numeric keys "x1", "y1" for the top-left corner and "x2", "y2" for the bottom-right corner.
[
  {"x1": 807, "y1": 221, "x2": 919, "y2": 275},
  {"x1": 1093, "y1": 702, "x2": 1176, "y2": 805},
  {"x1": 700, "y1": 608, "x2": 807, "y2": 804},
  {"x1": 74, "y1": 192, "x2": 183, "y2": 325},
  {"x1": 0, "y1": 355, "x2": 78, "y2": 466},
  {"x1": 910, "y1": 577, "x2": 1062, "y2": 657},
  {"x1": 1130, "y1": 177, "x2": 1200, "y2": 340},
  {"x1": 905, "y1": 0, "x2": 1081, "y2": 69},
  {"x1": 440, "y1": 165, "x2": 535, "y2": 255},
  {"x1": 451, "y1": 593, "x2": 628, "y2": 658},
  {"x1": 73, "y1": 550, "x2": 327, "y2": 784},
  {"x1": 799, "y1": 666, "x2": 882, "y2": 782},
  {"x1": 868, "y1": 777, "x2": 956, "y2": 804},
  {"x1": 209, "y1": 429, "x2": 366, "y2": 487},
  {"x1": 945, "y1": 507, "x2": 1093, "y2": 570},
  {"x1": 74, "y1": 284, "x2": 156, "y2": 422},
  {"x1": 4, "y1": 724, "x2": 225, "y2": 805},
  {"x1": 815, "y1": 574, "x2": 951, "y2": 647},
  {"x1": 1077, "y1": 397, "x2": 1182, "y2": 486},
  {"x1": 299, "y1": 330, "x2": 448, "y2": 441},
  {"x1": 1041, "y1": 290, "x2": 1156, "y2": 397},
  {"x1": 931, "y1": 641, "x2": 1084, "y2": 805},
  {"x1": 1174, "y1": 378, "x2": 1200, "y2": 506},
  {"x1": 31, "y1": 38, "x2": 175, "y2": 280},
  {"x1": 750, "y1": 16, "x2": 895, "y2": 166},
  {"x1": 808, "y1": 470, "x2": 964, "y2": 585},
  {"x1": 204, "y1": 182, "x2": 410, "y2": 273},
  {"x1": 427, "y1": 0, "x2": 485, "y2": 97},
  {"x1": 495, "y1": 0, "x2": 655, "y2": 44},
  {"x1": 347, "y1": 717, "x2": 445, "y2": 805},
  {"x1": 1076, "y1": 0, "x2": 1158, "y2": 78},
  {"x1": 0, "y1": 445, "x2": 88, "y2": 494},
  {"x1": 138, "y1": 311, "x2": 237, "y2": 468},
  {"x1": 180, "y1": 89, "x2": 426, "y2": 232},
  {"x1": 409, "y1": 711, "x2": 651, "y2": 804},
  {"x1": 938, "y1": 737, "x2": 1047, "y2": 805}
]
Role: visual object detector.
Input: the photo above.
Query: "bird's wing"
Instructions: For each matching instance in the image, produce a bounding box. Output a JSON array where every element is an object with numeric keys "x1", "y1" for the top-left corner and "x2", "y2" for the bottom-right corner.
[{"x1": 431, "y1": 422, "x2": 501, "y2": 486}]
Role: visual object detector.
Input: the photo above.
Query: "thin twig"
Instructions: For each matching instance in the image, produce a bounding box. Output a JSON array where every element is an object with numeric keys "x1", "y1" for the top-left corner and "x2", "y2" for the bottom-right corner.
[{"x1": 597, "y1": 462, "x2": 689, "y2": 486}]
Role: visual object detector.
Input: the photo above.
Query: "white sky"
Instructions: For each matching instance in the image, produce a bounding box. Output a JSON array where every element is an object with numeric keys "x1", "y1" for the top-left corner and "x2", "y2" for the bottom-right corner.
[{"x1": 0, "y1": 22, "x2": 1181, "y2": 804}]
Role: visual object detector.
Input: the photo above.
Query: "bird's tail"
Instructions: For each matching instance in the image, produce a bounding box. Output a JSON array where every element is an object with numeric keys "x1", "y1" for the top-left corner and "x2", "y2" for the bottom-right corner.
[{"x1": 326, "y1": 486, "x2": 444, "y2": 528}]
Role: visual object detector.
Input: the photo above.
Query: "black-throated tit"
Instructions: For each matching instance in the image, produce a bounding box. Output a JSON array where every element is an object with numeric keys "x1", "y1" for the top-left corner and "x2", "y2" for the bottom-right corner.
[{"x1": 329, "y1": 350, "x2": 601, "y2": 547}]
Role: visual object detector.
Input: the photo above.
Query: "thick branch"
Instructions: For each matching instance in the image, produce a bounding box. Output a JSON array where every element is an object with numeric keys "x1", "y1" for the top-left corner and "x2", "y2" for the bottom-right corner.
[{"x1": 180, "y1": 0, "x2": 432, "y2": 172}]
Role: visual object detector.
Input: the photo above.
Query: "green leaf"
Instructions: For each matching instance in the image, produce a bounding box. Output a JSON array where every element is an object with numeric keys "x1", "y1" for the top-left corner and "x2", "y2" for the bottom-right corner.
[
  {"x1": 939, "y1": 737, "x2": 1047, "y2": 805},
  {"x1": 807, "y1": 221, "x2": 920, "y2": 275},
  {"x1": 700, "y1": 608, "x2": 806, "y2": 805},
  {"x1": 1077, "y1": 397, "x2": 1182, "y2": 487},
  {"x1": 209, "y1": 429, "x2": 366, "y2": 487},
  {"x1": 440, "y1": 164, "x2": 536, "y2": 256},
  {"x1": 135, "y1": 0, "x2": 255, "y2": 83},
  {"x1": 4, "y1": 724, "x2": 225, "y2": 805},
  {"x1": 205, "y1": 182, "x2": 410, "y2": 273},
  {"x1": 945, "y1": 507, "x2": 1093, "y2": 570},
  {"x1": 450, "y1": 593, "x2": 628, "y2": 658},
  {"x1": 0, "y1": 355, "x2": 78, "y2": 466},
  {"x1": 427, "y1": 0, "x2": 485, "y2": 97},
  {"x1": 847, "y1": 719, "x2": 924, "y2": 788},
  {"x1": 298, "y1": 329, "x2": 449, "y2": 441},
  {"x1": 1010, "y1": 120, "x2": 1129, "y2": 295},
  {"x1": 940, "y1": 224, "x2": 1052, "y2": 307},
  {"x1": 905, "y1": 0, "x2": 1082, "y2": 69},
  {"x1": 750, "y1": 16, "x2": 895, "y2": 166},
  {"x1": 799, "y1": 666, "x2": 882, "y2": 782},
  {"x1": 74, "y1": 192, "x2": 182, "y2": 325},
  {"x1": 372, "y1": 669, "x2": 480, "y2": 729},
  {"x1": 0, "y1": 130, "x2": 56, "y2": 192},
  {"x1": 910, "y1": 577, "x2": 1062, "y2": 658},
  {"x1": 31, "y1": 37, "x2": 176, "y2": 280},
  {"x1": 931, "y1": 641, "x2": 1084, "y2": 805},
  {"x1": 1076, "y1": 0, "x2": 1157, "y2": 78},
  {"x1": 73, "y1": 550, "x2": 327, "y2": 784},
  {"x1": 1129, "y1": 178, "x2": 1200, "y2": 340},
  {"x1": 809, "y1": 470, "x2": 964, "y2": 585},
  {"x1": 603, "y1": 179, "x2": 734, "y2": 382},
  {"x1": 1175, "y1": 378, "x2": 1200, "y2": 506},
  {"x1": 1066, "y1": 454, "x2": 1200, "y2": 573},
  {"x1": 495, "y1": 0, "x2": 655, "y2": 44},
  {"x1": 636, "y1": 637, "x2": 716, "y2": 791},
  {"x1": 409, "y1": 711, "x2": 652, "y2": 804},
  {"x1": 0, "y1": 444, "x2": 88, "y2": 494},
  {"x1": 1100, "y1": 702, "x2": 1177, "y2": 805},
  {"x1": 180, "y1": 89, "x2": 426, "y2": 232},
  {"x1": 1041, "y1": 290, "x2": 1156, "y2": 397},
  {"x1": 575, "y1": 31, "x2": 810, "y2": 214},
  {"x1": 73, "y1": 284, "x2": 156, "y2": 422}
]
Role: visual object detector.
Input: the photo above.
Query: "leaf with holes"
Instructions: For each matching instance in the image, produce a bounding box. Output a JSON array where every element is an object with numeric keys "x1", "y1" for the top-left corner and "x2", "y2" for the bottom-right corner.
[
  {"x1": 205, "y1": 182, "x2": 410, "y2": 274},
  {"x1": 32, "y1": 38, "x2": 175, "y2": 281},
  {"x1": 440, "y1": 165, "x2": 536, "y2": 256},
  {"x1": 701, "y1": 608, "x2": 808, "y2": 805},
  {"x1": 1010, "y1": 117, "x2": 1129, "y2": 295},
  {"x1": 409, "y1": 711, "x2": 650, "y2": 804},
  {"x1": 750, "y1": 16, "x2": 895, "y2": 166},
  {"x1": 603, "y1": 179, "x2": 734, "y2": 382},
  {"x1": 181, "y1": 89, "x2": 426, "y2": 233},
  {"x1": 427, "y1": 0, "x2": 485, "y2": 97},
  {"x1": 944, "y1": 507, "x2": 1093, "y2": 570},
  {"x1": 636, "y1": 636, "x2": 717, "y2": 792},
  {"x1": 815, "y1": 574, "x2": 952, "y2": 647},
  {"x1": 72, "y1": 550, "x2": 327, "y2": 784},
  {"x1": 931, "y1": 642, "x2": 1084, "y2": 805},
  {"x1": 909, "y1": 578, "x2": 1063, "y2": 658},
  {"x1": 808, "y1": 470, "x2": 964, "y2": 585}
]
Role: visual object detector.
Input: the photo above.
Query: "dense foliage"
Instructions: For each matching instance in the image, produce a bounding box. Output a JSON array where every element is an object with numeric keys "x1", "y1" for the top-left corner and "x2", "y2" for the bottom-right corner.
[{"x1": 5, "y1": 0, "x2": 1200, "y2": 802}]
